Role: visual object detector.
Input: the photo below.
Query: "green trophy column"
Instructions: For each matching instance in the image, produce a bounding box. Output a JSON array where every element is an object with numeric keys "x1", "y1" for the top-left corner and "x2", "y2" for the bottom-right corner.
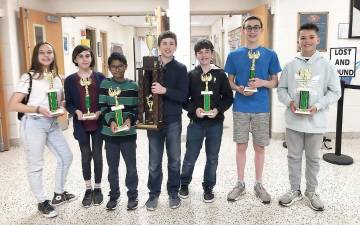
[
  {"x1": 299, "y1": 90, "x2": 309, "y2": 110},
  {"x1": 249, "y1": 69, "x2": 255, "y2": 80},
  {"x1": 115, "y1": 109, "x2": 123, "y2": 127},
  {"x1": 48, "y1": 90, "x2": 58, "y2": 112},
  {"x1": 204, "y1": 94, "x2": 210, "y2": 112},
  {"x1": 85, "y1": 95, "x2": 91, "y2": 113}
]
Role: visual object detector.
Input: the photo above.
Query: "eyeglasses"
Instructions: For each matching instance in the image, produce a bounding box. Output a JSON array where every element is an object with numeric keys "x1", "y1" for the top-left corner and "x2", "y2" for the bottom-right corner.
[
  {"x1": 244, "y1": 25, "x2": 261, "y2": 32},
  {"x1": 109, "y1": 64, "x2": 125, "y2": 70}
]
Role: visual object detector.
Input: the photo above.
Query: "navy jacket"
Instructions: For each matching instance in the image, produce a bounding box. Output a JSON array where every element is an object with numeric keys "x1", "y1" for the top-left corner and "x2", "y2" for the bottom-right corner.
[
  {"x1": 64, "y1": 72, "x2": 105, "y2": 143},
  {"x1": 184, "y1": 65, "x2": 233, "y2": 127},
  {"x1": 162, "y1": 58, "x2": 189, "y2": 123}
]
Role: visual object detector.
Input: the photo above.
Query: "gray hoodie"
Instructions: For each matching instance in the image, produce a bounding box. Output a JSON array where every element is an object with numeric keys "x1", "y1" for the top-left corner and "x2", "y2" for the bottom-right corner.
[{"x1": 277, "y1": 51, "x2": 341, "y2": 133}]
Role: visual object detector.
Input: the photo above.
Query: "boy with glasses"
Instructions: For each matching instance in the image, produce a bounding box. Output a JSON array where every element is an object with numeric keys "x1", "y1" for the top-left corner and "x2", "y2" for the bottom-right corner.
[
  {"x1": 225, "y1": 15, "x2": 281, "y2": 204},
  {"x1": 99, "y1": 53, "x2": 139, "y2": 211}
]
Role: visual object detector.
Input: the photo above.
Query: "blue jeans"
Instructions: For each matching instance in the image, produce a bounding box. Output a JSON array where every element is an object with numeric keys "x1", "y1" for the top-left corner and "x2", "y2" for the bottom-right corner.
[
  {"x1": 105, "y1": 138, "x2": 138, "y2": 199},
  {"x1": 181, "y1": 121, "x2": 223, "y2": 189},
  {"x1": 20, "y1": 116, "x2": 73, "y2": 202},
  {"x1": 147, "y1": 121, "x2": 182, "y2": 197}
]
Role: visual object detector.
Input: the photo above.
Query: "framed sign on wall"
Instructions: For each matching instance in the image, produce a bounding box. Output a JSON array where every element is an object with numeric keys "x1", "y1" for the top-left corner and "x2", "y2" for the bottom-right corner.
[
  {"x1": 349, "y1": 0, "x2": 360, "y2": 38},
  {"x1": 298, "y1": 12, "x2": 329, "y2": 51}
]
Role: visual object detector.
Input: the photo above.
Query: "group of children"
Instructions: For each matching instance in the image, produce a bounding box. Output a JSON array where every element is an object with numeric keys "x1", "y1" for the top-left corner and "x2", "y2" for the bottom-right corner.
[{"x1": 8, "y1": 15, "x2": 341, "y2": 218}]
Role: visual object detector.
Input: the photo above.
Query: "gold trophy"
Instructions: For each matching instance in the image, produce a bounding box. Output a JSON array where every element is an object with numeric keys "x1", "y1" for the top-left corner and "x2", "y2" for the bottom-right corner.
[
  {"x1": 44, "y1": 70, "x2": 64, "y2": 116},
  {"x1": 80, "y1": 77, "x2": 96, "y2": 119},
  {"x1": 244, "y1": 50, "x2": 260, "y2": 92},
  {"x1": 145, "y1": 15, "x2": 157, "y2": 56},
  {"x1": 200, "y1": 73, "x2": 214, "y2": 116},
  {"x1": 108, "y1": 87, "x2": 129, "y2": 132},
  {"x1": 295, "y1": 68, "x2": 311, "y2": 114}
]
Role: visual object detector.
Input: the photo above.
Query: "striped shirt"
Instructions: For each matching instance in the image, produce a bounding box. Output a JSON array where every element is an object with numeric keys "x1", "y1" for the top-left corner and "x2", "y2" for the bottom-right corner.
[{"x1": 99, "y1": 78, "x2": 138, "y2": 140}]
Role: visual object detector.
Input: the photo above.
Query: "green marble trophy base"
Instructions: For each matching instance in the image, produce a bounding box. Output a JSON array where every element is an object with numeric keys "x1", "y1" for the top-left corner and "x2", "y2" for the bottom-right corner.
[{"x1": 295, "y1": 88, "x2": 310, "y2": 115}]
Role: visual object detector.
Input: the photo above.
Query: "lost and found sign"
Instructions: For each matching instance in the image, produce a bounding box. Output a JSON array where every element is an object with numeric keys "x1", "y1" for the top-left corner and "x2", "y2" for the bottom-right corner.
[{"x1": 330, "y1": 47, "x2": 357, "y2": 77}]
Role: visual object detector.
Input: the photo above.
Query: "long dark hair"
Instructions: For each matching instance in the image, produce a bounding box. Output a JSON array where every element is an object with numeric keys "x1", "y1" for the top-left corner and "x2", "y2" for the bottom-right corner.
[{"x1": 29, "y1": 42, "x2": 59, "y2": 77}]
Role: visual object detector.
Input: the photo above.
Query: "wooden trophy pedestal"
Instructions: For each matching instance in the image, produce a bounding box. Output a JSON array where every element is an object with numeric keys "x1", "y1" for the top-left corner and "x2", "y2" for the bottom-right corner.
[{"x1": 136, "y1": 56, "x2": 164, "y2": 130}]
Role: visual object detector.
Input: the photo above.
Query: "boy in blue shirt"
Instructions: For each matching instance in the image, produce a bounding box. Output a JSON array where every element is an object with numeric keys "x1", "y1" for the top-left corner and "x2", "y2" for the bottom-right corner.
[{"x1": 225, "y1": 16, "x2": 281, "y2": 204}]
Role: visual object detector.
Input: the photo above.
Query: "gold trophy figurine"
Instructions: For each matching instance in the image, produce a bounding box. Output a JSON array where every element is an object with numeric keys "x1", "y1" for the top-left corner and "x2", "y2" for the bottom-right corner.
[
  {"x1": 244, "y1": 50, "x2": 260, "y2": 92},
  {"x1": 145, "y1": 94, "x2": 154, "y2": 124},
  {"x1": 200, "y1": 73, "x2": 214, "y2": 116},
  {"x1": 80, "y1": 77, "x2": 96, "y2": 119},
  {"x1": 44, "y1": 70, "x2": 64, "y2": 116},
  {"x1": 295, "y1": 68, "x2": 312, "y2": 114},
  {"x1": 108, "y1": 87, "x2": 129, "y2": 132}
]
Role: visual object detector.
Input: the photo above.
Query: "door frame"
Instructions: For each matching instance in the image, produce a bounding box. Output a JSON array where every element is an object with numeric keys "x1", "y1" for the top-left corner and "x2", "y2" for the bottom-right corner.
[
  {"x1": 100, "y1": 31, "x2": 108, "y2": 76},
  {"x1": 0, "y1": 49, "x2": 9, "y2": 151}
]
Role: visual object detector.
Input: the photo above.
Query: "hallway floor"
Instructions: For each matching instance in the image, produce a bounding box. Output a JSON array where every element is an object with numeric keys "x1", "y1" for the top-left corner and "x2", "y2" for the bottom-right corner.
[{"x1": 1, "y1": 112, "x2": 359, "y2": 225}]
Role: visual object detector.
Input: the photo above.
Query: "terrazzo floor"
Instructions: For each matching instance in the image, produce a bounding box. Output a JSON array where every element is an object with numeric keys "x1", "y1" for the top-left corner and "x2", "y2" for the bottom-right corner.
[{"x1": 1, "y1": 111, "x2": 359, "y2": 225}]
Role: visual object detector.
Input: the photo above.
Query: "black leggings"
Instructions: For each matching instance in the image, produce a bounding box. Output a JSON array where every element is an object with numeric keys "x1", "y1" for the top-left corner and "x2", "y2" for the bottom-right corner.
[{"x1": 79, "y1": 130, "x2": 103, "y2": 184}]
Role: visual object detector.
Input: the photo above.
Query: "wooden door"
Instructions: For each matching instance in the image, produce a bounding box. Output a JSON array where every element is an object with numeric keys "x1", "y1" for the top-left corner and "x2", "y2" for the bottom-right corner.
[
  {"x1": 250, "y1": 4, "x2": 270, "y2": 47},
  {"x1": 0, "y1": 49, "x2": 9, "y2": 151},
  {"x1": 86, "y1": 28, "x2": 97, "y2": 71},
  {"x1": 100, "y1": 32, "x2": 108, "y2": 76},
  {"x1": 19, "y1": 7, "x2": 64, "y2": 74},
  {"x1": 19, "y1": 7, "x2": 68, "y2": 129}
]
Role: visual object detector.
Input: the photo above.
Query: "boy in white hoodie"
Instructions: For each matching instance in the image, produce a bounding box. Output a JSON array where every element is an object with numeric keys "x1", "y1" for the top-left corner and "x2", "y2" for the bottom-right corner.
[{"x1": 277, "y1": 23, "x2": 341, "y2": 211}]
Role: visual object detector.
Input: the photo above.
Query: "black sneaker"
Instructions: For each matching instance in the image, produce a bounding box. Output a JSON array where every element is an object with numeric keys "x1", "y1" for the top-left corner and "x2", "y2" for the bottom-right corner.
[
  {"x1": 127, "y1": 198, "x2": 138, "y2": 210},
  {"x1": 38, "y1": 200, "x2": 57, "y2": 218},
  {"x1": 106, "y1": 197, "x2": 118, "y2": 210},
  {"x1": 203, "y1": 188, "x2": 215, "y2": 203},
  {"x1": 93, "y1": 188, "x2": 103, "y2": 206},
  {"x1": 82, "y1": 189, "x2": 93, "y2": 208},
  {"x1": 52, "y1": 191, "x2": 77, "y2": 206},
  {"x1": 179, "y1": 185, "x2": 189, "y2": 199}
]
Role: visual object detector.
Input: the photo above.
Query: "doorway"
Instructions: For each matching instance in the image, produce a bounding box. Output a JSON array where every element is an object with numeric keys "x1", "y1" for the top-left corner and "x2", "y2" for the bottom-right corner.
[
  {"x1": 100, "y1": 31, "x2": 108, "y2": 76},
  {"x1": 86, "y1": 28, "x2": 97, "y2": 71}
]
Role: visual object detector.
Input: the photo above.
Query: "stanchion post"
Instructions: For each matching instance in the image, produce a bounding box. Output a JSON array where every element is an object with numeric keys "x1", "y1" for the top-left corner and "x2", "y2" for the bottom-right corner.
[{"x1": 323, "y1": 80, "x2": 353, "y2": 165}]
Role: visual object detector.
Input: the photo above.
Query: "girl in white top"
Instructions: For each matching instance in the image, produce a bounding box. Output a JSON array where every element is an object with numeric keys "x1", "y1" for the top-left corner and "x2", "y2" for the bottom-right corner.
[{"x1": 8, "y1": 42, "x2": 76, "y2": 218}]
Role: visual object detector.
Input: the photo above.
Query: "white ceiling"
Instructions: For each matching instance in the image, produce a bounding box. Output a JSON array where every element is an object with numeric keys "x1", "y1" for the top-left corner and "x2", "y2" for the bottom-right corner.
[{"x1": 108, "y1": 15, "x2": 222, "y2": 28}]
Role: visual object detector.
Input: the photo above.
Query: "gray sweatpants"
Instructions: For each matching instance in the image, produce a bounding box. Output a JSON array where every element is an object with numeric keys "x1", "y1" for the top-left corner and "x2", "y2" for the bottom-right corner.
[
  {"x1": 20, "y1": 116, "x2": 73, "y2": 203},
  {"x1": 285, "y1": 128, "x2": 323, "y2": 192}
]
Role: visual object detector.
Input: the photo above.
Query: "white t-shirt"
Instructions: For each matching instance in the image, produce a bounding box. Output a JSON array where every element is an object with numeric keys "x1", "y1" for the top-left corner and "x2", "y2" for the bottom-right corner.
[{"x1": 15, "y1": 72, "x2": 63, "y2": 116}]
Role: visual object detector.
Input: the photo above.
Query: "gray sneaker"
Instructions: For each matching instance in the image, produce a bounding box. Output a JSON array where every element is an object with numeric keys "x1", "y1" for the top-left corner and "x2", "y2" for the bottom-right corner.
[
  {"x1": 145, "y1": 196, "x2": 159, "y2": 211},
  {"x1": 254, "y1": 183, "x2": 271, "y2": 204},
  {"x1": 169, "y1": 194, "x2": 181, "y2": 209},
  {"x1": 279, "y1": 190, "x2": 303, "y2": 207},
  {"x1": 304, "y1": 191, "x2": 324, "y2": 211},
  {"x1": 227, "y1": 181, "x2": 246, "y2": 202}
]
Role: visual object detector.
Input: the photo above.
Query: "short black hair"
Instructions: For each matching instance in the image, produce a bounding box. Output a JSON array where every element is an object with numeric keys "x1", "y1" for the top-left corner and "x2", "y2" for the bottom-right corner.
[
  {"x1": 158, "y1": 30, "x2": 177, "y2": 46},
  {"x1": 242, "y1": 15, "x2": 263, "y2": 28},
  {"x1": 107, "y1": 52, "x2": 127, "y2": 66},
  {"x1": 298, "y1": 23, "x2": 319, "y2": 34},
  {"x1": 72, "y1": 45, "x2": 95, "y2": 67},
  {"x1": 194, "y1": 39, "x2": 214, "y2": 54}
]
